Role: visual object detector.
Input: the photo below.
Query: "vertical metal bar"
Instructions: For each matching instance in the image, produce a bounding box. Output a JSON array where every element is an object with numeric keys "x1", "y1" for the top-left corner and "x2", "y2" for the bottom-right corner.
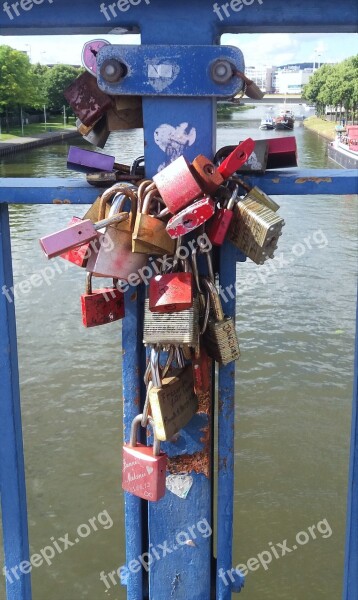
[
  {"x1": 217, "y1": 243, "x2": 245, "y2": 598},
  {"x1": 343, "y1": 287, "x2": 358, "y2": 600},
  {"x1": 0, "y1": 204, "x2": 32, "y2": 600},
  {"x1": 140, "y1": 19, "x2": 216, "y2": 600},
  {"x1": 122, "y1": 286, "x2": 147, "y2": 599}
]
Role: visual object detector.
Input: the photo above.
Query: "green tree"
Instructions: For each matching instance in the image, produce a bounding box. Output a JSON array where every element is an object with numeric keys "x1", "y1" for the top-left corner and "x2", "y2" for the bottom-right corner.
[
  {"x1": 32, "y1": 63, "x2": 50, "y2": 110},
  {"x1": 0, "y1": 45, "x2": 37, "y2": 130},
  {"x1": 45, "y1": 64, "x2": 83, "y2": 113}
]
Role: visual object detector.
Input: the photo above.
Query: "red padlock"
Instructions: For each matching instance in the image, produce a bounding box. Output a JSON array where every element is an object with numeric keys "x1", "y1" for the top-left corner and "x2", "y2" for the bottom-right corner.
[
  {"x1": 153, "y1": 155, "x2": 203, "y2": 214},
  {"x1": 122, "y1": 415, "x2": 167, "y2": 502},
  {"x1": 217, "y1": 138, "x2": 256, "y2": 179},
  {"x1": 149, "y1": 272, "x2": 193, "y2": 313},
  {"x1": 59, "y1": 217, "x2": 101, "y2": 268},
  {"x1": 166, "y1": 196, "x2": 215, "y2": 239},
  {"x1": 191, "y1": 138, "x2": 255, "y2": 194},
  {"x1": 80, "y1": 273, "x2": 125, "y2": 327},
  {"x1": 206, "y1": 188, "x2": 238, "y2": 246},
  {"x1": 192, "y1": 345, "x2": 211, "y2": 396}
]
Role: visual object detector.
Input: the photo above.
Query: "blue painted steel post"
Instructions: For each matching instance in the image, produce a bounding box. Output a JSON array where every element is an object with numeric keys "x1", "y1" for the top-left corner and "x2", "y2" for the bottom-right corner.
[
  {"x1": 140, "y1": 14, "x2": 216, "y2": 600},
  {"x1": 0, "y1": 204, "x2": 32, "y2": 600},
  {"x1": 344, "y1": 287, "x2": 358, "y2": 600}
]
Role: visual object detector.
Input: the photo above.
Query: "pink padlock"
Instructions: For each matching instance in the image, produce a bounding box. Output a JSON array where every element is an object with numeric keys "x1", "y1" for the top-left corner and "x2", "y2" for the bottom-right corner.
[
  {"x1": 166, "y1": 197, "x2": 215, "y2": 239},
  {"x1": 39, "y1": 213, "x2": 129, "y2": 260},
  {"x1": 153, "y1": 156, "x2": 203, "y2": 214},
  {"x1": 81, "y1": 39, "x2": 110, "y2": 76}
]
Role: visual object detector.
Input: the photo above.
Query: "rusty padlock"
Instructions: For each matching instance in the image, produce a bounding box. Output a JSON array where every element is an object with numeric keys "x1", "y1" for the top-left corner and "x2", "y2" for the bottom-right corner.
[
  {"x1": 234, "y1": 69, "x2": 265, "y2": 100},
  {"x1": 64, "y1": 71, "x2": 112, "y2": 127},
  {"x1": 132, "y1": 187, "x2": 175, "y2": 256},
  {"x1": 80, "y1": 272, "x2": 125, "y2": 328},
  {"x1": 191, "y1": 138, "x2": 255, "y2": 193},
  {"x1": 166, "y1": 196, "x2": 215, "y2": 239},
  {"x1": 122, "y1": 414, "x2": 167, "y2": 502}
]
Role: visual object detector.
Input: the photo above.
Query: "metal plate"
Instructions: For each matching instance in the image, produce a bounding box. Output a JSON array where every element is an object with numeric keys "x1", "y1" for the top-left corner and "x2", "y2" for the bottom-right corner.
[{"x1": 96, "y1": 45, "x2": 245, "y2": 97}]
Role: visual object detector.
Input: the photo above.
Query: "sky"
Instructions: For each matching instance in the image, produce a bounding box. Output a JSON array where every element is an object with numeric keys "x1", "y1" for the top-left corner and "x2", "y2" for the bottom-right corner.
[{"x1": 0, "y1": 32, "x2": 357, "y2": 67}]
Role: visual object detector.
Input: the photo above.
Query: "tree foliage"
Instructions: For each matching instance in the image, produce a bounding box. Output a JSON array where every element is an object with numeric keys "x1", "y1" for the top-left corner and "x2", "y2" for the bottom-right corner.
[
  {"x1": 303, "y1": 56, "x2": 358, "y2": 121},
  {"x1": 0, "y1": 45, "x2": 37, "y2": 112},
  {"x1": 44, "y1": 64, "x2": 83, "y2": 112}
]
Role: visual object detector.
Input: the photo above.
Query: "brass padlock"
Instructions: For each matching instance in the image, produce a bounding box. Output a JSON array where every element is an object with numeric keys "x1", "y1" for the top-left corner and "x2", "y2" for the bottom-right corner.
[
  {"x1": 228, "y1": 194, "x2": 285, "y2": 264},
  {"x1": 148, "y1": 349, "x2": 198, "y2": 441},
  {"x1": 107, "y1": 96, "x2": 143, "y2": 131},
  {"x1": 234, "y1": 69, "x2": 265, "y2": 100},
  {"x1": 132, "y1": 188, "x2": 175, "y2": 256},
  {"x1": 202, "y1": 278, "x2": 241, "y2": 366},
  {"x1": 143, "y1": 298, "x2": 200, "y2": 348}
]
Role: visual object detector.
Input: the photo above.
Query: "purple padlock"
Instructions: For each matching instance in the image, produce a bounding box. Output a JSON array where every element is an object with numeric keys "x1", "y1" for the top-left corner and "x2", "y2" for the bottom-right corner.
[
  {"x1": 40, "y1": 213, "x2": 129, "y2": 260},
  {"x1": 67, "y1": 147, "x2": 115, "y2": 173}
]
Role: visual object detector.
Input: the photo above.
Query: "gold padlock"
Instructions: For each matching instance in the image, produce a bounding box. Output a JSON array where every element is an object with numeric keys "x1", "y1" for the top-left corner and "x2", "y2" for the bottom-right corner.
[
  {"x1": 148, "y1": 348, "x2": 198, "y2": 441},
  {"x1": 107, "y1": 96, "x2": 143, "y2": 131},
  {"x1": 132, "y1": 186, "x2": 175, "y2": 256}
]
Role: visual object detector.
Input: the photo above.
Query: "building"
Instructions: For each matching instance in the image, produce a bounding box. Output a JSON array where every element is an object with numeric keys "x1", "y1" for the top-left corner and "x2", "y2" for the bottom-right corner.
[{"x1": 274, "y1": 65, "x2": 314, "y2": 94}]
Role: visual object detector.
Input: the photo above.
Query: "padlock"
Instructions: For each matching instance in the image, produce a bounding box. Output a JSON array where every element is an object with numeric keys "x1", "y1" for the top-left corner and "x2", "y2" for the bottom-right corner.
[
  {"x1": 202, "y1": 278, "x2": 241, "y2": 366},
  {"x1": 86, "y1": 185, "x2": 148, "y2": 280},
  {"x1": 190, "y1": 138, "x2": 255, "y2": 194},
  {"x1": 107, "y1": 96, "x2": 143, "y2": 131},
  {"x1": 234, "y1": 179, "x2": 280, "y2": 213},
  {"x1": 64, "y1": 71, "x2": 113, "y2": 127},
  {"x1": 148, "y1": 352, "x2": 198, "y2": 442},
  {"x1": 215, "y1": 140, "x2": 268, "y2": 174},
  {"x1": 76, "y1": 115, "x2": 110, "y2": 149},
  {"x1": 265, "y1": 136, "x2": 297, "y2": 169},
  {"x1": 143, "y1": 298, "x2": 200, "y2": 348},
  {"x1": 228, "y1": 195, "x2": 285, "y2": 263},
  {"x1": 122, "y1": 414, "x2": 167, "y2": 502},
  {"x1": 206, "y1": 187, "x2": 239, "y2": 246},
  {"x1": 153, "y1": 155, "x2": 203, "y2": 214},
  {"x1": 166, "y1": 197, "x2": 215, "y2": 239},
  {"x1": 67, "y1": 146, "x2": 115, "y2": 173},
  {"x1": 80, "y1": 272, "x2": 125, "y2": 327},
  {"x1": 39, "y1": 211, "x2": 129, "y2": 259},
  {"x1": 86, "y1": 171, "x2": 141, "y2": 187},
  {"x1": 192, "y1": 345, "x2": 211, "y2": 396},
  {"x1": 59, "y1": 217, "x2": 101, "y2": 268},
  {"x1": 82, "y1": 39, "x2": 110, "y2": 76},
  {"x1": 234, "y1": 69, "x2": 265, "y2": 100},
  {"x1": 149, "y1": 268, "x2": 193, "y2": 313},
  {"x1": 132, "y1": 189, "x2": 175, "y2": 256}
]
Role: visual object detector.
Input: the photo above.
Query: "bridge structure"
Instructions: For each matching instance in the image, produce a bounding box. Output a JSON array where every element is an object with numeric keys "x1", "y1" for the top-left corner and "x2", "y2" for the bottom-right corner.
[{"x1": 0, "y1": 2, "x2": 357, "y2": 599}]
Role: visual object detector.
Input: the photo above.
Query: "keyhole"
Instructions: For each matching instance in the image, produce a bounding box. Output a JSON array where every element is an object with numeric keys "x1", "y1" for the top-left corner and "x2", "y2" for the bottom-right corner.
[{"x1": 90, "y1": 48, "x2": 98, "y2": 57}]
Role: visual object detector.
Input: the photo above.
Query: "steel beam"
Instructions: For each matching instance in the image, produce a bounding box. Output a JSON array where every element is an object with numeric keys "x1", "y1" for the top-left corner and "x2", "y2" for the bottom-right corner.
[{"x1": 0, "y1": 0, "x2": 357, "y2": 34}]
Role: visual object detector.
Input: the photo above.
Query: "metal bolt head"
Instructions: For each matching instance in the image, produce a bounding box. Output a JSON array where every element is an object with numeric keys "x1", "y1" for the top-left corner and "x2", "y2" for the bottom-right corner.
[
  {"x1": 210, "y1": 59, "x2": 234, "y2": 84},
  {"x1": 100, "y1": 59, "x2": 127, "y2": 83}
]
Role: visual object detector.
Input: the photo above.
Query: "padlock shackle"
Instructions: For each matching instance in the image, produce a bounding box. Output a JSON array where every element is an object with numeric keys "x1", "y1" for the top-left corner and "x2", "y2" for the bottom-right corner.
[
  {"x1": 217, "y1": 138, "x2": 255, "y2": 179},
  {"x1": 99, "y1": 183, "x2": 138, "y2": 222},
  {"x1": 150, "y1": 347, "x2": 162, "y2": 388},
  {"x1": 85, "y1": 271, "x2": 93, "y2": 295},
  {"x1": 137, "y1": 180, "x2": 157, "y2": 211},
  {"x1": 142, "y1": 189, "x2": 161, "y2": 215},
  {"x1": 94, "y1": 212, "x2": 129, "y2": 231},
  {"x1": 129, "y1": 413, "x2": 161, "y2": 456},
  {"x1": 202, "y1": 277, "x2": 225, "y2": 322}
]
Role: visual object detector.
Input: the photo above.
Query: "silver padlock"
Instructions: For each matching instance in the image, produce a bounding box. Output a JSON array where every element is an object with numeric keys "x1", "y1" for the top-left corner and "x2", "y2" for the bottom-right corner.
[{"x1": 143, "y1": 298, "x2": 200, "y2": 348}]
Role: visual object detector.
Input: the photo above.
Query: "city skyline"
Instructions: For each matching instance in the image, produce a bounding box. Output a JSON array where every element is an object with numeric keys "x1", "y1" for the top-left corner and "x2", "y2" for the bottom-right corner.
[{"x1": 0, "y1": 31, "x2": 357, "y2": 67}]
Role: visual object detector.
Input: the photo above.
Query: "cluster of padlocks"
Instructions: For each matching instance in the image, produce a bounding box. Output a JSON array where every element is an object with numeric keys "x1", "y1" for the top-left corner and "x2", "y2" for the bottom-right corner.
[{"x1": 38, "y1": 41, "x2": 294, "y2": 502}]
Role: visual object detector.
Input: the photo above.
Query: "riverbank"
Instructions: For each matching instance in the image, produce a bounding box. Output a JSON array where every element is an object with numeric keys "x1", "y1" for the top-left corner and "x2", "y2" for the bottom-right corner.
[
  {"x1": 0, "y1": 128, "x2": 79, "y2": 157},
  {"x1": 303, "y1": 116, "x2": 337, "y2": 141}
]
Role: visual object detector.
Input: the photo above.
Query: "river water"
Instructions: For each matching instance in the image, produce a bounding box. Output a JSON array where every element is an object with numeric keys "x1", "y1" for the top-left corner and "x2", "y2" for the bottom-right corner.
[{"x1": 0, "y1": 104, "x2": 357, "y2": 600}]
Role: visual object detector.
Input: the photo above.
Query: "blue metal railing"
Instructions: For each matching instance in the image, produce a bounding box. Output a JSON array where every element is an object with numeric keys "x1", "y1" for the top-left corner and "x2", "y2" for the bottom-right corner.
[{"x1": 0, "y1": 1, "x2": 357, "y2": 598}]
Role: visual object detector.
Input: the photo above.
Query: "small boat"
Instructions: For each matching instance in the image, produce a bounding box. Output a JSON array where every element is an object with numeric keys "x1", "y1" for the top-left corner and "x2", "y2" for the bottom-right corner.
[
  {"x1": 328, "y1": 125, "x2": 358, "y2": 169},
  {"x1": 275, "y1": 110, "x2": 295, "y2": 131},
  {"x1": 260, "y1": 116, "x2": 275, "y2": 130}
]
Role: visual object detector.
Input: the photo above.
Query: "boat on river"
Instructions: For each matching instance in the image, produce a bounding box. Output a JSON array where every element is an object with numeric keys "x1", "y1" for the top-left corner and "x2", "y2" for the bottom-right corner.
[
  {"x1": 260, "y1": 116, "x2": 275, "y2": 130},
  {"x1": 275, "y1": 109, "x2": 295, "y2": 131},
  {"x1": 328, "y1": 125, "x2": 358, "y2": 169}
]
